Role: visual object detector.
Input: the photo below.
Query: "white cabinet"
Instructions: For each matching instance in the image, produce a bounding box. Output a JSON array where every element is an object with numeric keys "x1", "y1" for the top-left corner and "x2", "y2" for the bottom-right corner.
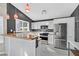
[
  {"x1": 22, "y1": 21, "x2": 29, "y2": 31},
  {"x1": 48, "y1": 21, "x2": 54, "y2": 29},
  {"x1": 48, "y1": 34, "x2": 54, "y2": 44},
  {"x1": 16, "y1": 20, "x2": 22, "y2": 32},
  {"x1": 5, "y1": 36, "x2": 35, "y2": 56},
  {"x1": 16, "y1": 19, "x2": 29, "y2": 32},
  {"x1": 32, "y1": 22, "x2": 38, "y2": 29},
  {"x1": 32, "y1": 20, "x2": 54, "y2": 29},
  {"x1": 31, "y1": 23, "x2": 34, "y2": 29},
  {"x1": 5, "y1": 37, "x2": 21, "y2": 56}
]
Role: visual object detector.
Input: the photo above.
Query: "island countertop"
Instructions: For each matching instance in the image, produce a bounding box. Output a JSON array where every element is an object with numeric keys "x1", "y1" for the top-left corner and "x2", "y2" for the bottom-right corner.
[
  {"x1": 0, "y1": 32, "x2": 38, "y2": 40},
  {"x1": 0, "y1": 32, "x2": 54, "y2": 40}
]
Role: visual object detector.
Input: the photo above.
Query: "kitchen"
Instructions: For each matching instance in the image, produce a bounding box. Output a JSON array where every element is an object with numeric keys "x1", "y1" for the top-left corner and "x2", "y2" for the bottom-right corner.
[
  {"x1": 6, "y1": 3, "x2": 55, "y2": 56},
  {"x1": 0, "y1": 3, "x2": 79, "y2": 56}
]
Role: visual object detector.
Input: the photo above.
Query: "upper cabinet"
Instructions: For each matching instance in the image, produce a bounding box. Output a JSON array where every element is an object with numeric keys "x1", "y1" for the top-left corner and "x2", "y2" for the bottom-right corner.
[
  {"x1": 48, "y1": 21, "x2": 54, "y2": 29},
  {"x1": 31, "y1": 22, "x2": 39, "y2": 29},
  {"x1": 16, "y1": 19, "x2": 29, "y2": 32},
  {"x1": 22, "y1": 20, "x2": 29, "y2": 32},
  {"x1": 31, "y1": 21, "x2": 54, "y2": 29}
]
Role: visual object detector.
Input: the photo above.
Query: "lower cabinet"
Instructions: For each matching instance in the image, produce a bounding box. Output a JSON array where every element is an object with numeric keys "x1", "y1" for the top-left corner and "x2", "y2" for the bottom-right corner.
[
  {"x1": 48, "y1": 34, "x2": 54, "y2": 45},
  {"x1": 5, "y1": 37, "x2": 35, "y2": 56}
]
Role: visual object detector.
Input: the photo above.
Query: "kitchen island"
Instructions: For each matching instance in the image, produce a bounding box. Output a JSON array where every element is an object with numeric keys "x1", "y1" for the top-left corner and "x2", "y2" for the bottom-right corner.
[
  {"x1": 0, "y1": 32, "x2": 37, "y2": 56},
  {"x1": 0, "y1": 32, "x2": 54, "y2": 56}
]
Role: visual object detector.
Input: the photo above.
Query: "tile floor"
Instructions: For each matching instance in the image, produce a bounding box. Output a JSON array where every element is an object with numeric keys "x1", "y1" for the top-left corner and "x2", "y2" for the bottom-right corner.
[
  {"x1": 36, "y1": 40, "x2": 68, "y2": 56},
  {"x1": 0, "y1": 40, "x2": 74, "y2": 56}
]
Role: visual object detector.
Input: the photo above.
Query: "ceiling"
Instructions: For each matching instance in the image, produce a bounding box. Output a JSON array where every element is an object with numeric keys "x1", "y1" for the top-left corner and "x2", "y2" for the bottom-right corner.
[{"x1": 12, "y1": 3, "x2": 78, "y2": 21}]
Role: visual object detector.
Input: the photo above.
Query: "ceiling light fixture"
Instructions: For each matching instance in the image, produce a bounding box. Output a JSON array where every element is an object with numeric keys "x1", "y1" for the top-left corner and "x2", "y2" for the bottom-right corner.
[
  {"x1": 25, "y1": 3, "x2": 31, "y2": 12},
  {"x1": 42, "y1": 10, "x2": 47, "y2": 15}
]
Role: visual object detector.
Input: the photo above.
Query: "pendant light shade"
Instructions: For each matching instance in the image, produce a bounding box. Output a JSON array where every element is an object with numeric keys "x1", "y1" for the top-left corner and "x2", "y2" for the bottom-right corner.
[
  {"x1": 6, "y1": 14, "x2": 10, "y2": 19},
  {"x1": 14, "y1": 13, "x2": 18, "y2": 19},
  {"x1": 25, "y1": 3, "x2": 31, "y2": 12}
]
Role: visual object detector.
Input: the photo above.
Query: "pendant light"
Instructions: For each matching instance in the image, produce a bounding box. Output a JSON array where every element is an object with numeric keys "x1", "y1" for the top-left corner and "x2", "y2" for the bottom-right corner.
[
  {"x1": 25, "y1": 3, "x2": 31, "y2": 12},
  {"x1": 14, "y1": 13, "x2": 18, "y2": 19},
  {"x1": 5, "y1": 14, "x2": 10, "y2": 19},
  {"x1": 14, "y1": 8, "x2": 18, "y2": 19}
]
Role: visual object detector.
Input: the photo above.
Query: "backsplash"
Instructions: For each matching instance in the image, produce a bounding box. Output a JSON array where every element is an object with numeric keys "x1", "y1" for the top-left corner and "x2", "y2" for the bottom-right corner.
[{"x1": 31, "y1": 29, "x2": 53, "y2": 32}]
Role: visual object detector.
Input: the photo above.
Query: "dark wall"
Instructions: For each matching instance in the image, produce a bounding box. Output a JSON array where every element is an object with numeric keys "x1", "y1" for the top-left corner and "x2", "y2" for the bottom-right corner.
[
  {"x1": 7, "y1": 19, "x2": 15, "y2": 33},
  {"x1": 7, "y1": 3, "x2": 15, "y2": 33},
  {"x1": 71, "y1": 5, "x2": 79, "y2": 42},
  {"x1": 7, "y1": 3, "x2": 32, "y2": 33}
]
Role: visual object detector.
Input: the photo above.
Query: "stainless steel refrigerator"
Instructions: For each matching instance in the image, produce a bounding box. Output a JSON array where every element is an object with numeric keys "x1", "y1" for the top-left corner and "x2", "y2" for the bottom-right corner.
[{"x1": 54, "y1": 23, "x2": 67, "y2": 49}]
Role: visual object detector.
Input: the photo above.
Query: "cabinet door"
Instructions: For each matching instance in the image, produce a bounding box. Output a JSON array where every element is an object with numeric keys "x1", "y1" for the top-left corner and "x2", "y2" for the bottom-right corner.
[
  {"x1": 48, "y1": 21, "x2": 53, "y2": 29},
  {"x1": 16, "y1": 19, "x2": 23, "y2": 32},
  {"x1": 5, "y1": 37, "x2": 19, "y2": 56},
  {"x1": 16, "y1": 19, "x2": 29, "y2": 32},
  {"x1": 31, "y1": 23, "x2": 34, "y2": 29},
  {"x1": 5, "y1": 37, "x2": 35, "y2": 56},
  {"x1": 22, "y1": 21, "x2": 29, "y2": 31},
  {"x1": 5, "y1": 37, "x2": 23, "y2": 56},
  {"x1": 33, "y1": 23, "x2": 38, "y2": 29},
  {"x1": 23, "y1": 21, "x2": 27, "y2": 27},
  {"x1": 48, "y1": 35, "x2": 53, "y2": 44}
]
